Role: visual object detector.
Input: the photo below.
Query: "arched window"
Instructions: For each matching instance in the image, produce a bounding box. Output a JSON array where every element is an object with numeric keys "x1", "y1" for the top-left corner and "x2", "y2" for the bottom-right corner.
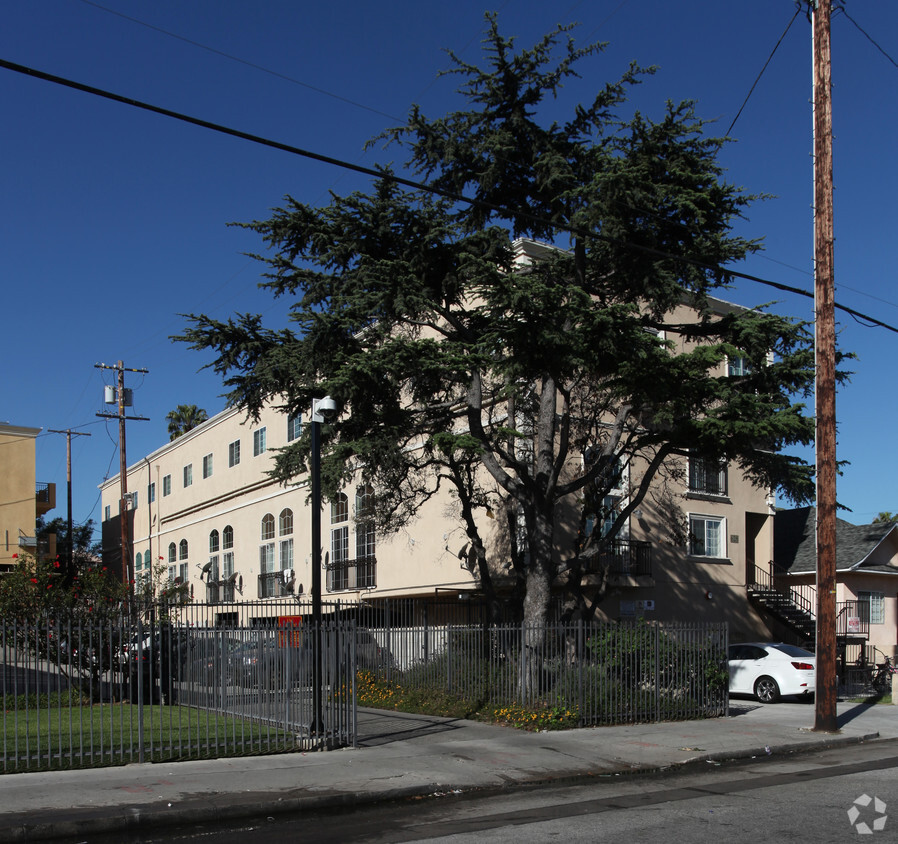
[
  {"x1": 209, "y1": 529, "x2": 220, "y2": 553},
  {"x1": 222, "y1": 525, "x2": 234, "y2": 549},
  {"x1": 279, "y1": 508, "x2": 293, "y2": 536},
  {"x1": 179, "y1": 539, "x2": 189, "y2": 560},
  {"x1": 168, "y1": 542, "x2": 177, "y2": 563},
  {"x1": 135, "y1": 551, "x2": 143, "y2": 571},
  {"x1": 331, "y1": 493, "x2": 348, "y2": 526},
  {"x1": 261, "y1": 513, "x2": 275, "y2": 541}
]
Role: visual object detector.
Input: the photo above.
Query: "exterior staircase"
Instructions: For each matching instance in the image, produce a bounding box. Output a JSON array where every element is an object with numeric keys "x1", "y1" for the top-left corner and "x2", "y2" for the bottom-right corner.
[
  {"x1": 747, "y1": 566, "x2": 817, "y2": 643},
  {"x1": 747, "y1": 565, "x2": 870, "y2": 646}
]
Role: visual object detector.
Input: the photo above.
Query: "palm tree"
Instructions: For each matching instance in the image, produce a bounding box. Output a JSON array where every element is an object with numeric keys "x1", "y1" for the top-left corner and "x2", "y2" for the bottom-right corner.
[{"x1": 166, "y1": 405, "x2": 208, "y2": 441}]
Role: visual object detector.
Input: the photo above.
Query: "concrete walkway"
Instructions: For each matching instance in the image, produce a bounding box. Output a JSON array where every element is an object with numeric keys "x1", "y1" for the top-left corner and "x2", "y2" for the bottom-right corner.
[{"x1": 1, "y1": 701, "x2": 894, "y2": 842}]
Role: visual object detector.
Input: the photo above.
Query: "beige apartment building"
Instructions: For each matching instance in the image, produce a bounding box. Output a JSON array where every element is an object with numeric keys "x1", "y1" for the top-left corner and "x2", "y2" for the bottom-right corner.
[
  {"x1": 0, "y1": 422, "x2": 56, "y2": 571},
  {"x1": 99, "y1": 402, "x2": 481, "y2": 622},
  {"x1": 99, "y1": 300, "x2": 782, "y2": 641}
]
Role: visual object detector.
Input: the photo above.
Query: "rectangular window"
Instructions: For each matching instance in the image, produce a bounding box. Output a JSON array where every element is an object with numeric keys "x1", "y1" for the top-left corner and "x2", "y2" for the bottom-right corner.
[
  {"x1": 104, "y1": 504, "x2": 111, "y2": 521},
  {"x1": 202, "y1": 453, "x2": 213, "y2": 479},
  {"x1": 148, "y1": 482, "x2": 155, "y2": 503},
  {"x1": 131, "y1": 490, "x2": 138, "y2": 510},
  {"x1": 356, "y1": 521, "x2": 376, "y2": 559},
  {"x1": 208, "y1": 555, "x2": 219, "y2": 582},
  {"x1": 689, "y1": 515, "x2": 725, "y2": 558},
  {"x1": 179, "y1": 562, "x2": 188, "y2": 583},
  {"x1": 223, "y1": 551, "x2": 234, "y2": 578},
  {"x1": 858, "y1": 591, "x2": 885, "y2": 625},
  {"x1": 728, "y1": 356, "x2": 750, "y2": 376},
  {"x1": 279, "y1": 538, "x2": 294, "y2": 571},
  {"x1": 259, "y1": 542, "x2": 275, "y2": 573},
  {"x1": 253, "y1": 427, "x2": 267, "y2": 457},
  {"x1": 287, "y1": 413, "x2": 302, "y2": 442},
  {"x1": 168, "y1": 565, "x2": 177, "y2": 582},
  {"x1": 163, "y1": 474, "x2": 172, "y2": 497},
  {"x1": 228, "y1": 440, "x2": 240, "y2": 467},
  {"x1": 183, "y1": 464, "x2": 193, "y2": 488},
  {"x1": 688, "y1": 455, "x2": 728, "y2": 496},
  {"x1": 331, "y1": 526, "x2": 349, "y2": 563}
]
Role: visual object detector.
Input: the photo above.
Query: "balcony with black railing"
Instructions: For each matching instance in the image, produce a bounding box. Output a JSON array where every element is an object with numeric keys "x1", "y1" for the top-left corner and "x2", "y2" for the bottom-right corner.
[
  {"x1": 837, "y1": 600, "x2": 871, "y2": 638},
  {"x1": 35, "y1": 482, "x2": 56, "y2": 515},
  {"x1": 583, "y1": 540, "x2": 652, "y2": 578},
  {"x1": 326, "y1": 555, "x2": 377, "y2": 592}
]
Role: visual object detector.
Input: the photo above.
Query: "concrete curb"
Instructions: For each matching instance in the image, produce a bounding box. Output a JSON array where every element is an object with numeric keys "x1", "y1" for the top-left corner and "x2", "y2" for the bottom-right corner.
[{"x1": 0, "y1": 731, "x2": 882, "y2": 843}]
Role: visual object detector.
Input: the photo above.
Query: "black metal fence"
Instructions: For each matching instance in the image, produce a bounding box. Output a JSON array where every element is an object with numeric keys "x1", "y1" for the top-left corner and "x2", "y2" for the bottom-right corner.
[
  {"x1": 362, "y1": 620, "x2": 729, "y2": 725},
  {"x1": 0, "y1": 610, "x2": 357, "y2": 773}
]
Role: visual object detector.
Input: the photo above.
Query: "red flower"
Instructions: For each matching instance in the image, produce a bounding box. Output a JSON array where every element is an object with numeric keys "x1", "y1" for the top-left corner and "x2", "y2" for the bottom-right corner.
[
  {"x1": 30, "y1": 578, "x2": 37, "y2": 584},
  {"x1": 53, "y1": 561, "x2": 60, "y2": 569},
  {"x1": 12, "y1": 554, "x2": 18, "y2": 559},
  {"x1": 102, "y1": 567, "x2": 107, "y2": 571}
]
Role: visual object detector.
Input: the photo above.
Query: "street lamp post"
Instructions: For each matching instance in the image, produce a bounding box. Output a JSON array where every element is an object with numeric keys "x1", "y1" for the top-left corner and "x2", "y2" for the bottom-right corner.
[{"x1": 310, "y1": 396, "x2": 335, "y2": 735}]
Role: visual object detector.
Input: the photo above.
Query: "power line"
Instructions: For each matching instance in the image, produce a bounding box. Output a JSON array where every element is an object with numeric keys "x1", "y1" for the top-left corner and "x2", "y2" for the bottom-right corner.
[
  {"x1": 841, "y1": 7, "x2": 898, "y2": 71},
  {"x1": 2, "y1": 55, "x2": 897, "y2": 336},
  {"x1": 726, "y1": 6, "x2": 802, "y2": 136},
  {"x1": 76, "y1": 0, "x2": 404, "y2": 123}
]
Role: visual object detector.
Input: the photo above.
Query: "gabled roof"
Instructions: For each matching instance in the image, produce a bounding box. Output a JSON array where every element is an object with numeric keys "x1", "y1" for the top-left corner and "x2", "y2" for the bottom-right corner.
[{"x1": 774, "y1": 506, "x2": 898, "y2": 575}]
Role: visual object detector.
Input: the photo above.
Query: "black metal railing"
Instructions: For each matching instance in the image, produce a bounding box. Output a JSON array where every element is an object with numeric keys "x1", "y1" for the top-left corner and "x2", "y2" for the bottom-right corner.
[
  {"x1": 585, "y1": 540, "x2": 652, "y2": 577},
  {"x1": 35, "y1": 482, "x2": 51, "y2": 503},
  {"x1": 327, "y1": 555, "x2": 377, "y2": 592},
  {"x1": 751, "y1": 565, "x2": 816, "y2": 619},
  {"x1": 258, "y1": 571, "x2": 288, "y2": 599},
  {"x1": 837, "y1": 600, "x2": 870, "y2": 637}
]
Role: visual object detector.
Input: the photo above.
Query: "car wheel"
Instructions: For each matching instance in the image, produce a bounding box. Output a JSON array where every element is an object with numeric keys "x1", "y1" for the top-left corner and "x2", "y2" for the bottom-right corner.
[{"x1": 754, "y1": 675, "x2": 780, "y2": 704}]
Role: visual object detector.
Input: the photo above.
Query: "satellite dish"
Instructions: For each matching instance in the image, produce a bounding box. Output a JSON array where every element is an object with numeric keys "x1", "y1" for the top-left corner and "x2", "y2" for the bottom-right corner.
[
  {"x1": 323, "y1": 551, "x2": 329, "y2": 569},
  {"x1": 297, "y1": 583, "x2": 304, "y2": 596},
  {"x1": 199, "y1": 561, "x2": 213, "y2": 581}
]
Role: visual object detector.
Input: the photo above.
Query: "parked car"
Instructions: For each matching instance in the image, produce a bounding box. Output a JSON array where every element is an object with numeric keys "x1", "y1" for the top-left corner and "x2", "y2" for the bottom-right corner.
[{"x1": 728, "y1": 642, "x2": 816, "y2": 703}]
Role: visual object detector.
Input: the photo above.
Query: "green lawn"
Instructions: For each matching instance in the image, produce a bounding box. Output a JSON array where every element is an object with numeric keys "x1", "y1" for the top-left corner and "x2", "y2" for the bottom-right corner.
[{"x1": 2, "y1": 703, "x2": 295, "y2": 771}]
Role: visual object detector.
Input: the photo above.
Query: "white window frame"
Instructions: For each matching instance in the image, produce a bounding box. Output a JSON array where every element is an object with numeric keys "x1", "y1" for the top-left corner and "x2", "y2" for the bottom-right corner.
[
  {"x1": 858, "y1": 591, "x2": 885, "y2": 625},
  {"x1": 148, "y1": 482, "x2": 155, "y2": 503},
  {"x1": 689, "y1": 513, "x2": 726, "y2": 559},
  {"x1": 163, "y1": 474, "x2": 172, "y2": 497},
  {"x1": 253, "y1": 427, "x2": 267, "y2": 457},
  {"x1": 279, "y1": 537, "x2": 293, "y2": 571},
  {"x1": 202, "y1": 453, "x2": 213, "y2": 479},
  {"x1": 228, "y1": 440, "x2": 240, "y2": 468},
  {"x1": 287, "y1": 413, "x2": 302, "y2": 442},
  {"x1": 183, "y1": 464, "x2": 193, "y2": 488},
  {"x1": 727, "y1": 356, "x2": 750, "y2": 377}
]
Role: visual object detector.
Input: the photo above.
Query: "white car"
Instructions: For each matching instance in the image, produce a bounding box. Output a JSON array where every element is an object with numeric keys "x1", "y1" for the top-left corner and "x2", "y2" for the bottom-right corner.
[{"x1": 728, "y1": 642, "x2": 816, "y2": 703}]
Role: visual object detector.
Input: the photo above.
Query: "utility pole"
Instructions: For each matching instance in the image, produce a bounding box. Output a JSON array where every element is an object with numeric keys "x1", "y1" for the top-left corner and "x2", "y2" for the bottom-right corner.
[
  {"x1": 47, "y1": 428, "x2": 91, "y2": 585},
  {"x1": 96, "y1": 361, "x2": 149, "y2": 591},
  {"x1": 811, "y1": 0, "x2": 838, "y2": 733}
]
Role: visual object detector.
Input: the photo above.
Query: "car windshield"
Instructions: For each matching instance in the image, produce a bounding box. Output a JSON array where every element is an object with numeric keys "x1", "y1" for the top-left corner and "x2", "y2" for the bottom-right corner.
[{"x1": 774, "y1": 644, "x2": 814, "y2": 658}]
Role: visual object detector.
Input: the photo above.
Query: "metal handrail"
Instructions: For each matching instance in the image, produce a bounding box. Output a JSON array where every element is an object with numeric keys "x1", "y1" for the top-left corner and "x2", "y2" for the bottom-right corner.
[
  {"x1": 586, "y1": 540, "x2": 652, "y2": 577},
  {"x1": 751, "y1": 564, "x2": 816, "y2": 619}
]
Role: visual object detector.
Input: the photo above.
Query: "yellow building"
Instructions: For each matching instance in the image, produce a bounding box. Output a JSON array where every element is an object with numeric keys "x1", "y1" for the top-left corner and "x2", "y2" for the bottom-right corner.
[{"x1": 0, "y1": 423, "x2": 56, "y2": 571}]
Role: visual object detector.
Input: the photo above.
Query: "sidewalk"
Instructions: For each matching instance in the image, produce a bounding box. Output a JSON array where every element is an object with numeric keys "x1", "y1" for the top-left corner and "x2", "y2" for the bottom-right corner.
[{"x1": 1, "y1": 701, "x2": 893, "y2": 842}]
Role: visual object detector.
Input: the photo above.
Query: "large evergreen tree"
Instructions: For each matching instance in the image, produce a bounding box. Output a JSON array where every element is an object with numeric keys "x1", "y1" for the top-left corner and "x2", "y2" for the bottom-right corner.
[{"x1": 179, "y1": 17, "x2": 818, "y2": 629}]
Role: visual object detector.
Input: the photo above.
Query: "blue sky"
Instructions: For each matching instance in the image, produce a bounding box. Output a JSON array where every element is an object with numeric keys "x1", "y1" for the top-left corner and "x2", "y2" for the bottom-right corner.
[{"x1": 3, "y1": 0, "x2": 897, "y2": 534}]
